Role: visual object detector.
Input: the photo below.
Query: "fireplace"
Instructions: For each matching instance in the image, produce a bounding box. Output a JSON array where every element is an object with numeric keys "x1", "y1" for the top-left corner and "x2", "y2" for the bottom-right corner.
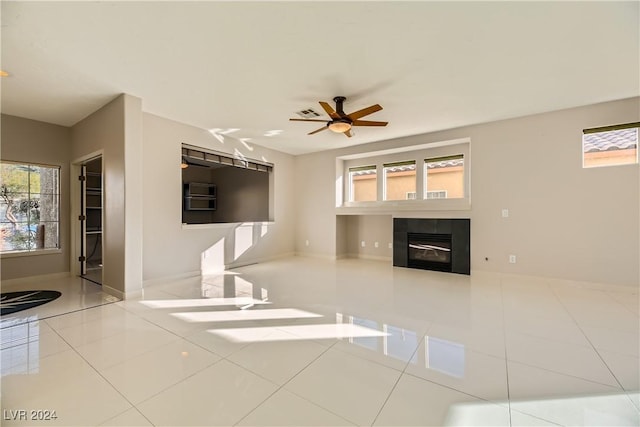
[
  {"x1": 408, "y1": 233, "x2": 452, "y2": 272},
  {"x1": 394, "y1": 218, "x2": 470, "y2": 275}
]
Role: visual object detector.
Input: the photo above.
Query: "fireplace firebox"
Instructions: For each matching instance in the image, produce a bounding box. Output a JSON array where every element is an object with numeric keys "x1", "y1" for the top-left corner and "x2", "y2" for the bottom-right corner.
[{"x1": 408, "y1": 233, "x2": 452, "y2": 272}]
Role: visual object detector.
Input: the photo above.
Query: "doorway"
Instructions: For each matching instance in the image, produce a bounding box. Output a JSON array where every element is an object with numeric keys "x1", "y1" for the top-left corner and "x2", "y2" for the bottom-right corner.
[{"x1": 79, "y1": 157, "x2": 103, "y2": 285}]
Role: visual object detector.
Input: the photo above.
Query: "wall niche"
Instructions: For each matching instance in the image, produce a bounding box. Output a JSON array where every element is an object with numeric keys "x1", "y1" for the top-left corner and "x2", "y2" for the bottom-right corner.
[{"x1": 181, "y1": 145, "x2": 273, "y2": 224}]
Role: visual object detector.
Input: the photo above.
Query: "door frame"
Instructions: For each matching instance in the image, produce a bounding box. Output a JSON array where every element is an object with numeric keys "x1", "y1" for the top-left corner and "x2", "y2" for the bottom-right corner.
[{"x1": 70, "y1": 150, "x2": 104, "y2": 278}]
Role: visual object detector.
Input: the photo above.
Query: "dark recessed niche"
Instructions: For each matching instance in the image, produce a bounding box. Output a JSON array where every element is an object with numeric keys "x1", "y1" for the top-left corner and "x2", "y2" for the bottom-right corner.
[{"x1": 181, "y1": 146, "x2": 273, "y2": 224}]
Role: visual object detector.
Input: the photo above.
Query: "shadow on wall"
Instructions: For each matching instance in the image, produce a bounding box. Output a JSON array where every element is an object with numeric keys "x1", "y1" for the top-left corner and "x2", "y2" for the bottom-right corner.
[{"x1": 200, "y1": 222, "x2": 270, "y2": 275}]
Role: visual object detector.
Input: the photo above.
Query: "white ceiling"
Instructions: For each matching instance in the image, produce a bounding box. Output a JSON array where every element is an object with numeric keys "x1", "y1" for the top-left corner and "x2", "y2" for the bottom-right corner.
[{"x1": 1, "y1": 1, "x2": 638, "y2": 155}]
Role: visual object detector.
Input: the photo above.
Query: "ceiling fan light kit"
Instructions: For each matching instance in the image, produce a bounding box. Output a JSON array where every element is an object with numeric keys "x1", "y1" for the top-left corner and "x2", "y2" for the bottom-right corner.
[
  {"x1": 328, "y1": 121, "x2": 352, "y2": 133},
  {"x1": 290, "y1": 96, "x2": 387, "y2": 138}
]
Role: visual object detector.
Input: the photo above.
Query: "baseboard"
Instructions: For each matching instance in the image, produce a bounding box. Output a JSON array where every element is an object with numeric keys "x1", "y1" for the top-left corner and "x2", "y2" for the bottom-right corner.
[
  {"x1": 143, "y1": 270, "x2": 201, "y2": 288},
  {"x1": 351, "y1": 254, "x2": 392, "y2": 262},
  {"x1": 473, "y1": 269, "x2": 639, "y2": 293},
  {"x1": 1, "y1": 271, "x2": 71, "y2": 287},
  {"x1": 226, "y1": 252, "x2": 296, "y2": 269},
  {"x1": 294, "y1": 252, "x2": 340, "y2": 261},
  {"x1": 101, "y1": 284, "x2": 125, "y2": 300}
]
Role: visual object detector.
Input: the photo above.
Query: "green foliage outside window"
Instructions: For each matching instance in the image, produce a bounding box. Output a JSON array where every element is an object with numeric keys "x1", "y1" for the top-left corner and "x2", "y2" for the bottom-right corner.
[{"x1": 0, "y1": 162, "x2": 60, "y2": 252}]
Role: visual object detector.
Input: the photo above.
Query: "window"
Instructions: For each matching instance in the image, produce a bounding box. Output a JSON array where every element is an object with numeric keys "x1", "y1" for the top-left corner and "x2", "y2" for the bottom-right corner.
[
  {"x1": 0, "y1": 162, "x2": 60, "y2": 253},
  {"x1": 426, "y1": 190, "x2": 447, "y2": 199},
  {"x1": 383, "y1": 161, "x2": 416, "y2": 201},
  {"x1": 582, "y1": 123, "x2": 639, "y2": 168},
  {"x1": 349, "y1": 165, "x2": 377, "y2": 202},
  {"x1": 424, "y1": 155, "x2": 464, "y2": 199},
  {"x1": 340, "y1": 138, "x2": 470, "y2": 208}
]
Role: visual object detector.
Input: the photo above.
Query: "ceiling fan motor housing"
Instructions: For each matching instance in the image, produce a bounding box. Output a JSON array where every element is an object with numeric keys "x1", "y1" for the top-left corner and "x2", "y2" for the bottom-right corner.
[{"x1": 333, "y1": 96, "x2": 348, "y2": 117}]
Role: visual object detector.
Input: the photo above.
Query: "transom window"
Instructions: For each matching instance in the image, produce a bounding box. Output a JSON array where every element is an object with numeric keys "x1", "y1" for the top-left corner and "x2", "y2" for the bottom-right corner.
[
  {"x1": 341, "y1": 139, "x2": 470, "y2": 207},
  {"x1": 349, "y1": 165, "x2": 377, "y2": 202},
  {"x1": 424, "y1": 155, "x2": 464, "y2": 199},
  {"x1": 582, "y1": 123, "x2": 639, "y2": 168},
  {"x1": 383, "y1": 161, "x2": 416, "y2": 201},
  {"x1": 0, "y1": 162, "x2": 60, "y2": 253}
]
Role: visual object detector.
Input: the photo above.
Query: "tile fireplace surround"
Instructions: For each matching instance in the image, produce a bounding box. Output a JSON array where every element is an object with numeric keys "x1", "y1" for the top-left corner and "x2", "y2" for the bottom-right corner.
[{"x1": 393, "y1": 218, "x2": 470, "y2": 275}]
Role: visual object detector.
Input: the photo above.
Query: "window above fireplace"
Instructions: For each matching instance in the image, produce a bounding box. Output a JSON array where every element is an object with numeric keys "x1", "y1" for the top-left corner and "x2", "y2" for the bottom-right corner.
[{"x1": 338, "y1": 138, "x2": 470, "y2": 213}]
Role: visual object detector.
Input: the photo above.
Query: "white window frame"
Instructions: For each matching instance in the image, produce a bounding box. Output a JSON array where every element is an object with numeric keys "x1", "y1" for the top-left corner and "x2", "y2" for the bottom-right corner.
[
  {"x1": 423, "y1": 154, "x2": 465, "y2": 200},
  {"x1": 383, "y1": 160, "x2": 416, "y2": 201},
  {"x1": 582, "y1": 123, "x2": 639, "y2": 169},
  {"x1": 348, "y1": 165, "x2": 377, "y2": 202},
  {"x1": 338, "y1": 138, "x2": 471, "y2": 211}
]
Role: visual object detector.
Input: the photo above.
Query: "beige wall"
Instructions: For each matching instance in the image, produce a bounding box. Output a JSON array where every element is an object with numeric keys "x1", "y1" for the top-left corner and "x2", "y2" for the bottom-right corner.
[
  {"x1": 345, "y1": 215, "x2": 393, "y2": 260},
  {"x1": 0, "y1": 115, "x2": 71, "y2": 280},
  {"x1": 141, "y1": 113, "x2": 295, "y2": 282},
  {"x1": 294, "y1": 149, "x2": 339, "y2": 258},
  {"x1": 295, "y1": 97, "x2": 640, "y2": 287},
  {"x1": 71, "y1": 94, "x2": 144, "y2": 297}
]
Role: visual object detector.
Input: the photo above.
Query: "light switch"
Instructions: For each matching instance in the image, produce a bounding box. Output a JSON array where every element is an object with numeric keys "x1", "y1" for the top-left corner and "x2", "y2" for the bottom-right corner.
[{"x1": 502, "y1": 209, "x2": 509, "y2": 218}]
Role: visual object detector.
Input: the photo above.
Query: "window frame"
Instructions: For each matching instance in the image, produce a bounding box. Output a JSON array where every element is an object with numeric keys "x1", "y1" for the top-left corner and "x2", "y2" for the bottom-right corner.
[
  {"x1": 348, "y1": 165, "x2": 378, "y2": 203},
  {"x1": 382, "y1": 160, "x2": 417, "y2": 201},
  {"x1": 424, "y1": 154, "x2": 465, "y2": 200},
  {"x1": 0, "y1": 160, "x2": 61, "y2": 255},
  {"x1": 339, "y1": 138, "x2": 470, "y2": 211},
  {"x1": 582, "y1": 123, "x2": 639, "y2": 169}
]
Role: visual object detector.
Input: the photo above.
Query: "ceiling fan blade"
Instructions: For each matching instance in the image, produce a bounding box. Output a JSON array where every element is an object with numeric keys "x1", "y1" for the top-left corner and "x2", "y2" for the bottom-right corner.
[
  {"x1": 352, "y1": 120, "x2": 388, "y2": 127},
  {"x1": 346, "y1": 104, "x2": 382, "y2": 121},
  {"x1": 344, "y1": 129, "x2": 353, "y2": 138},
  {"x1": 289, "y1": 118, "x2": 330, "y2": 123},
  {"x1": 308, "y1": 125, "x2": 328, "y2": 135},
  {"x1": 319, "y1": 101, "x2": 341, "y2": 119}
]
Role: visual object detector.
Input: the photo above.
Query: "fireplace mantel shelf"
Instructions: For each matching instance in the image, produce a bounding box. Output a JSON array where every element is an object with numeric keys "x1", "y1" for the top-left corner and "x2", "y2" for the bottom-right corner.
[{"x1": 336, "y1": 198, "x2": 471, "y2": 215}]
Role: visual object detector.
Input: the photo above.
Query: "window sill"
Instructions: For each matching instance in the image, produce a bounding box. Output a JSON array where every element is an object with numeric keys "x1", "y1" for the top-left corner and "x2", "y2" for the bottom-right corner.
[
  {"x1": 182, "y1": 221, "x2": 274, "y2": 230},
  {"x1": 336, "y1": 198, "x2": 471, "y2": 215},
  {"x1": 1, "y1": 248, "x2": 63, "y2": 259}
]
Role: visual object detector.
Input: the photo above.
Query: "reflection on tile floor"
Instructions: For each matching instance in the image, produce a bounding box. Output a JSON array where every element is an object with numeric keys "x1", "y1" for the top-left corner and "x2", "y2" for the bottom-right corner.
[
  {"x1": 1, "y1": 257, "x2": 639, "y2": 426},
  {"x1": 1, "y1": 276, "x2": 119, "y2": 329}
]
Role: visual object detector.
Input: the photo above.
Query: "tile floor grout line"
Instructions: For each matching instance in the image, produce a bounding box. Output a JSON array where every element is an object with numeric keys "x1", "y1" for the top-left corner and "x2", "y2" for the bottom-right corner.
[
  {"x1": 549, "y1": 284, "x2": 628, "y2": 390},
  {"x1": 132, "y1": 356, "x2": 225, "y2": 408},
  {"x1": 603, "y1": 290, "x2": 640, "y2": 318},
  {"x1": 97, "y1": 406, "x2": 156, "y2": 427},
  {"x1": 499, "y1": 274, "x2": 513, "y2": 427},
  {"x1": 370, "y1": 332, "x2": 427, "y2": 426},
  {"x1": 43, "y1": 302, "x2": 227, "y2": 425},
  {"x1": 501, "y1": 277, "x2": 574, "y2": 427},
  {"x1": 45, "y1": 319, "x2": 157, "y2": 427},
  {"x1": 231, "y1": 339, "x2": 358, "y2": 427},
  {"x1": 549, "y1": 283, "x2": 639, "y2": 412},
  {"x1": 2, "y1": 299, "x2": 122, "y2": 331}
]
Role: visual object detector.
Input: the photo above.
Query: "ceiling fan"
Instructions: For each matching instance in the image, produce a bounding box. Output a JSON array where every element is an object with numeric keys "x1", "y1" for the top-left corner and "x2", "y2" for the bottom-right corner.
[{"x1": 290, "y1": 96, "x2": 388, "y2": 137}]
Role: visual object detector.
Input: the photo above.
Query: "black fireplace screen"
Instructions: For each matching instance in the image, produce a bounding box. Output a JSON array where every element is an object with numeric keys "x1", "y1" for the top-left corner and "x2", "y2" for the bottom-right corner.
[{"x1": 407, "y1": 233, "x2": 452, "y2": 271}]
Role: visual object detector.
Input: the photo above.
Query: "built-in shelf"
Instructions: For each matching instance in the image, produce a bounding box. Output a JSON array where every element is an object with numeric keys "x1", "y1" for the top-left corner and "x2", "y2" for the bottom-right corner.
[{"x1": 184, "y1": 182, "x2": 217, "y2": 211}]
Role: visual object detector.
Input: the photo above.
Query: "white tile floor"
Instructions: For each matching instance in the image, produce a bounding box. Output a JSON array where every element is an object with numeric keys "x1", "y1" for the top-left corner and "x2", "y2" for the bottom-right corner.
[{"x1": 1, "y1": 257, "x2": 639, "y2": 426}]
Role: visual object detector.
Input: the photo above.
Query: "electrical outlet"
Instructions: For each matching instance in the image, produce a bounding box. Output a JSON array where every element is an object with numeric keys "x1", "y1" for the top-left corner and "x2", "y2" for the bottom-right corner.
[
  {"x1": 361, "y1": 241, "x2": 366, "y2": 248},
  {"x1": 305, "y1": 240, "x2": 309, "y2": 247},
  {"x1": 502, "y1": 209, "x2": 509, "y2": 218},
  {"x1": 509, "y1": 255, "x2": 517, "y2": 264},
  {"x1": 374, "y1": 242, "x2": 379, "y2": 248}
]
